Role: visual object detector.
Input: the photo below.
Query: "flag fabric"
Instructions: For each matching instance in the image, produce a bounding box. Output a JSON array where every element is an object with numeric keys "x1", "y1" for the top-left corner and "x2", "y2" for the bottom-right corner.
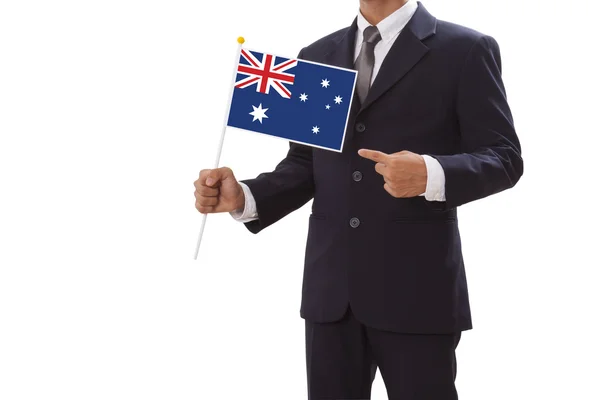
[{"x1": 226, "y1": 48, "x2": 357, "y2": 152}]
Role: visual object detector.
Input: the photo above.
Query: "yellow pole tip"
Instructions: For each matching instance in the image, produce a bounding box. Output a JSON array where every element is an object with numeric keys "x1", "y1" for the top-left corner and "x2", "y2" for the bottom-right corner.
[{"x1": 237, "y1": 36, "x2": 245, "y2": 44}]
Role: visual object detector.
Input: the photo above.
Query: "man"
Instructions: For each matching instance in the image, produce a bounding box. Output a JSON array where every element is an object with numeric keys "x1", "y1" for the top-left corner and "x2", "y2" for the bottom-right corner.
[{"x1": 194, "y1": 0, "x2": 523, "y2": 398}]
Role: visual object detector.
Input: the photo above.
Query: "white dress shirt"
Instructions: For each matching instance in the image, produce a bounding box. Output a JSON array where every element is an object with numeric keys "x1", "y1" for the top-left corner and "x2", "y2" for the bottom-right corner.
[{"x1": 231, "y1": 0, "x2": 445, "y2": 222}]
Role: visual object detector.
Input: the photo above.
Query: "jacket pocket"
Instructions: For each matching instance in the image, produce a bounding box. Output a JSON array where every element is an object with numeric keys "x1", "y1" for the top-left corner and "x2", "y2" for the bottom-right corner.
[{"x1": 391, "y1": 214, "x2": 456, "y2": 223}]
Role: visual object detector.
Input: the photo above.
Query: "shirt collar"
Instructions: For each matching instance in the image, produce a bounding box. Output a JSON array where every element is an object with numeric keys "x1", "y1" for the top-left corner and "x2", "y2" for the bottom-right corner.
[{"x1": 356, "y1": 0, "x2": 418, "y2": 43}]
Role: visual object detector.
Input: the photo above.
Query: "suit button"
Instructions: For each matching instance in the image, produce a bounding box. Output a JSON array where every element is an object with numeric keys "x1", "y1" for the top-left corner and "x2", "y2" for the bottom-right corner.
[
  {"x1": 352, "y1": 171, "x2": 363, "y2": 182},
  {"x1": 349, "y1": 217, "x2": 360, "y2": 228},
  {"x1": 355, "y1": 122, "x2": 366, "y2": 133}
]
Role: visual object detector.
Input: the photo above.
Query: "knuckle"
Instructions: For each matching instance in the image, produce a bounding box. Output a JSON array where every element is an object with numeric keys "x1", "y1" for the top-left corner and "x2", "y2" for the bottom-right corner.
[{"x1": 196, "y1": 204, "x2": 212, "y2": 213}]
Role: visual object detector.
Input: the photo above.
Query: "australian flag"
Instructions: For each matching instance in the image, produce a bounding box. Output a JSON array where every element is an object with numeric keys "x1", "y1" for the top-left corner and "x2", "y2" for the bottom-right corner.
[{"x1": 227, "y1": 48, "x2": 357, "y2": 152}]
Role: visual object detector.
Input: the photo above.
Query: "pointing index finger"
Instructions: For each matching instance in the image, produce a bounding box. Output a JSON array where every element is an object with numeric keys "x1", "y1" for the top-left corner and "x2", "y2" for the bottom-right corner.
[{"x1": 358, "y1": 149, "x2": 391, "y2": 164}]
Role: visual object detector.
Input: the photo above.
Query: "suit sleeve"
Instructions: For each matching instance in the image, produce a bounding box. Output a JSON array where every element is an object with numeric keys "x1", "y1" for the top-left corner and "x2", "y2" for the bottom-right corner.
[
  {"x1": 239, "y1": 49, "x2": 315, "y2": 234},
  {"x1": 429, "y1": 35, "x2": 523, "y2": 209}
]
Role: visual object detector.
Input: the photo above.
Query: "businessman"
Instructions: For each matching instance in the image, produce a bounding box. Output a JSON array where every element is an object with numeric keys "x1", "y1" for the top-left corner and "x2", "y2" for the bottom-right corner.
[{"x1": 194, "y1": 0, "x2": 523, "y2": 398}]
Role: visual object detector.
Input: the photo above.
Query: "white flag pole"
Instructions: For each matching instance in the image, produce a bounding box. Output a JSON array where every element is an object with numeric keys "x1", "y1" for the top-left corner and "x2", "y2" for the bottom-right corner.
[{"x1": 194, "y1": 36, "x2": 245, "y2": 260}]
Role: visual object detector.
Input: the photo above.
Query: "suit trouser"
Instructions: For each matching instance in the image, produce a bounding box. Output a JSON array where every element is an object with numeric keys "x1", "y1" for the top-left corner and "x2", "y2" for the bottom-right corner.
[{"x1": 305, "y1": 306, "x2": 461, "y2": 400}]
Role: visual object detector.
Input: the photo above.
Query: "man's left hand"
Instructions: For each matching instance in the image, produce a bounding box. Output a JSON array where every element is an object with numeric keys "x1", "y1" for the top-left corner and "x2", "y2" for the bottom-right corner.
[{"x1": 358, "y1": 149, "x2": 427, "y2": 198}]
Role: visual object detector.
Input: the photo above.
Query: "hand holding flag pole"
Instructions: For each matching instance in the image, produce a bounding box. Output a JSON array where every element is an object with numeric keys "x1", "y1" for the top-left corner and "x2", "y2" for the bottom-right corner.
[
  {"x1": 194, "y1": 39, "x2": 357, "y2": 260},
  {"x1": 193, "y1": 36, "x2": 245, "y2": 260}
]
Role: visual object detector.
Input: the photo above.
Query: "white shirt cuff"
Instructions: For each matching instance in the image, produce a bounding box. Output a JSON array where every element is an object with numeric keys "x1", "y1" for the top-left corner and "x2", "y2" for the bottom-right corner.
[
  {"x1": 420, "y1": 155, "x2": 446, "y2": 202},
  {"x1": 230, "y1": 182, "x2": 259, "y2": 222}
]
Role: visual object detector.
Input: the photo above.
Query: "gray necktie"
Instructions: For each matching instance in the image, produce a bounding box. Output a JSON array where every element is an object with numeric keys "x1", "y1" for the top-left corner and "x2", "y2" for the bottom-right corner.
[{"x1": 354, "y1": 25, "x2": 382, "y2": 104}]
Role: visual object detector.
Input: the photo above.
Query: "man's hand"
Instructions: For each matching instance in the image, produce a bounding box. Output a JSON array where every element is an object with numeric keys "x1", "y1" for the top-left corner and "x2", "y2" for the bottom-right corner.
[
  {"x1": 194, "y1": 167, "x2": 245, "y2": 214},
  {"x1": 358, "y1": 149, "x2": 427, "y2": 198}
]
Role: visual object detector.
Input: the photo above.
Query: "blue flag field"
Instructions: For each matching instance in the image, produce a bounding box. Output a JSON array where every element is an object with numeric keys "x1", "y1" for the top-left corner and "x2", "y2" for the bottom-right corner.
[{"x1": 226, "y1": 48, "x2": 357, "y2": 152}]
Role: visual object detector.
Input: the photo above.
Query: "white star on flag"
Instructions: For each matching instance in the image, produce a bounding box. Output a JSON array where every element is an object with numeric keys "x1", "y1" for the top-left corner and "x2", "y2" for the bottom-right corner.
[
  {"x1": 299, "y1": 93, "x2": 308, "y2": 102},
  {"x1": 334, "y1": 95, "x2": 343, "y2": 104},
  {"x1": 325, "y1": 104, "x2": 331, "y2": 110},
  {"x1": 249, "y1": 103, "x2": 269, "y2": 123},
  {"x1": 321, "y1": 79, "x2": 330, "y2": 88},
  {"x1": 312, "y1": 126, "x2": 320, "y2": 134}
]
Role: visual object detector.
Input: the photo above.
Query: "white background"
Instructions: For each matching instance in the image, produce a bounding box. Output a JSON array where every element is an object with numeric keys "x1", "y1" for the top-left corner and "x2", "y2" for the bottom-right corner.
[{"x1": 1, "y1": 0, "x2": 598, "y2": 399}]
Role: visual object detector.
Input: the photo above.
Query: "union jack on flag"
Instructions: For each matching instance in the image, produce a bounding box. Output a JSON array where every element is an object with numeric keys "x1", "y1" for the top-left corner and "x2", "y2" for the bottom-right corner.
[
  {"x1": 235, "y1": 49, "x2": 298, "y2": 99},
  {"x1": 227, "y1": 48, "x2": 357, "y2": 152}
]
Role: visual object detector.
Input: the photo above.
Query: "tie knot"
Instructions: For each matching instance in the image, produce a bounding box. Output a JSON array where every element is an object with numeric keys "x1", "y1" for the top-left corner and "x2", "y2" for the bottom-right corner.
[{"x1": 362, "y1": 25, "x2": 381, "y2": 45}]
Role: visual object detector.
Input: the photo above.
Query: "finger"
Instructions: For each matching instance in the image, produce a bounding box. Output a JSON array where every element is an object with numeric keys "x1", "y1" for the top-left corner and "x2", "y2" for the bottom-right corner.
[
  {"x1": 384, "y1": 183, "x2": 410, "y2": 198},
  {"x1": 194, "y1": 178, "x2": 208, "y2": 192},
  {"x1": 383, "y1": 182, "x2": 407, "y2": 199},
  {"x1": 383, "y1": 178, "x2": 397, "y2": 189},
  {"x1": 199, "y1": 169, "x2": 211, "y2": 180},
  {"x1": 374, "y1": 162, "x2": 387, "y2": 176},
  {"x1": 383, "y1": 183, "x2": 400, "y2": 198},
  {"x1": 195, "y1": 202, "x2": 215, "y2": 214},
  {"x1": 196, "y1": 185, "x2": 219, "y2": 197},
  {"x1": 197, "y1": 170, "x2": 215, "y2": 188},
  {"x1": 206, "y1": 167, "x2": 232, "y2": 187},
  {"x1": 194, "y1": 191, "x2": 219, "y2": 204},
  {"x1": 197, "y1": 196, "x2": 218, "y2": 207},
  {"x1": 357, "y1": 149, "x2": 391, "y2": 164}
]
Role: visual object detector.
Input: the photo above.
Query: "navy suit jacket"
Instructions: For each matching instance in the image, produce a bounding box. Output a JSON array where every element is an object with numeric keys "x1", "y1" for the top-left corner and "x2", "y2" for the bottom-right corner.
[{"x1": 240, "y1": 2, "x2": 523, "y2": 334}]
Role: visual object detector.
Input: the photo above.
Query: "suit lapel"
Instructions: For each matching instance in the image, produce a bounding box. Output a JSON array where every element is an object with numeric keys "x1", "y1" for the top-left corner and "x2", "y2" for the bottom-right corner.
[
  {"x1": 358, "y1": 2, "x2": 437, "y2": 113},
  {"x1": 319, "y1": 3, "x2": 437, "y2": 150},
  {"x1": 326, "y1": 18, "x2": 357, "y2": 70}
]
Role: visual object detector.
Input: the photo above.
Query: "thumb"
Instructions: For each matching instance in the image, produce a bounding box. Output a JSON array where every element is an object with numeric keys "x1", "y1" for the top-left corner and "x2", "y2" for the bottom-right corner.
[{"x1": 205, "y1": 167, "x2": 232, "y2": 187}]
